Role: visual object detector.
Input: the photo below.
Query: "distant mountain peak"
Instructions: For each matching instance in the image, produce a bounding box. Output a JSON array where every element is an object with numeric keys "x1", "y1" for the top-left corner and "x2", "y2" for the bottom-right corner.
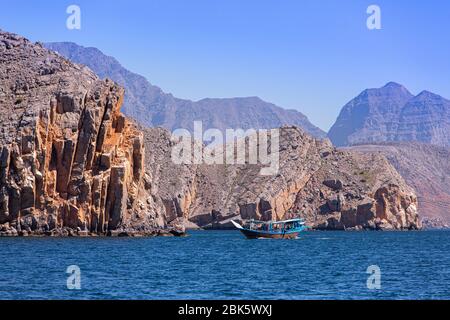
[
  {"x1": 358, "y1": 82, "x2": 413, "y2": 100},
  {"x1": 415, "y1": 90, "x2": 442, "y2": 100},
  {"x1": 383, "y1": 81, "x2": 406, "y2": 89},
  {"x1": 328, "y1": 83, "x2": 450, "y2": 147},
  {"x1": 377, "y1": 82, "x2": 412, "y2": 95}
]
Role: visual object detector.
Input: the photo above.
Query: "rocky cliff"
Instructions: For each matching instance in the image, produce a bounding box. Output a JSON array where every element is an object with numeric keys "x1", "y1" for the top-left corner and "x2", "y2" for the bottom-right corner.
[
  {"x1": 144, "y1": 126, "x2": 421, "y2": 230},
  {"x1": 347, "y1": 143, "x2": 450, "y2": 226},
  {"x1": 0, "y1": 31, "x2": 163, "y2": 236},
  {"x1": 328, "y1": 82, "x2": 450, "y2": 147},
  {"x1": 44, "y1": 42, "x2": 326, "y2": 139}
]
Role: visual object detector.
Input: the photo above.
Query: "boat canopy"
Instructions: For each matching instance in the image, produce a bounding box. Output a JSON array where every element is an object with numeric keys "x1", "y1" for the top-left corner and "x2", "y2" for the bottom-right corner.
[{"x1": 248, "y1": 218, "x2": 305, "y2": 225}]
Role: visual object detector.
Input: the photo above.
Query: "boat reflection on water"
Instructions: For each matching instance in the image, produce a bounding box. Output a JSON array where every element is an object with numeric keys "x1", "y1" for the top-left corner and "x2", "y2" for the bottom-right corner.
[{"x1": 231, "y1": 219, "x2": 308, "y2": 239}]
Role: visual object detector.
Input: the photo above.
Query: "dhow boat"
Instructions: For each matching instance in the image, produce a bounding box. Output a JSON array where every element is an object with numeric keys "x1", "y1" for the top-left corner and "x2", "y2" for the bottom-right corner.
[{"x1": 231, "y1": 218, "x2": 307, "y2": 239}]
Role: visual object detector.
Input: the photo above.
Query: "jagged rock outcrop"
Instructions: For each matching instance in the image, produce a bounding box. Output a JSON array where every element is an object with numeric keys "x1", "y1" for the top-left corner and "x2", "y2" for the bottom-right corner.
[
  {"x1": 144, "y1": 126, "x2": 421, "y2": 230},
  {"x1": 0, "y1": 31, "x2": 163, "y2": 236},
  {"x1": 141, "y1": 127, "x2": 199, "y2": 229},
  {"x1": 328, "y1": 82, "x2": 450, "y2": 147},
  {"x1": 347, "y1": 142, "x2": 450, "y2": 225},
  {"x1": 44, "y1": 42, "x2": 326, "y2": 139}
]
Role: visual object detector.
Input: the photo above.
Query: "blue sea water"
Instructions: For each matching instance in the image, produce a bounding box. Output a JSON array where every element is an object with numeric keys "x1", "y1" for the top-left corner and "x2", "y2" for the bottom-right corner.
[{"x1": 0, "y1": 230, "x2": 449, "y2": 300}]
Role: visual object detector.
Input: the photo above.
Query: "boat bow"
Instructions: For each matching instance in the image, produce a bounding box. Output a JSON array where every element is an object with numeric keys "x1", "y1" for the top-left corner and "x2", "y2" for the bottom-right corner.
[{"x1": 230, "y1": 220, "x2": 244, "y2": 230}]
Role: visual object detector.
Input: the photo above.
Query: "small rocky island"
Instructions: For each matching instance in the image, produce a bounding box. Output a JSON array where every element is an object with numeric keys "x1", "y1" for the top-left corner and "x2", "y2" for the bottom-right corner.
[{"x1": 0, "y1": 30, "x2": 421, "y2": 237}]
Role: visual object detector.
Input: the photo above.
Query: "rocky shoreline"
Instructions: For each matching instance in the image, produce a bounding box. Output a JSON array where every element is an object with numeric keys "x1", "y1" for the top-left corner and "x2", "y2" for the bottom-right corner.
[
  {"x1": 0, "y1": 222, "x2": 186, "y2": 237},
  {"x1": 421, "y1": 217, "x2": 450, "y2": 230}
]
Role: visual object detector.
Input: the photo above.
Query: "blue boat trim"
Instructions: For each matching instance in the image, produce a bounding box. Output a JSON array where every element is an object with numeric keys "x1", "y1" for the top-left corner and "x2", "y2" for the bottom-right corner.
[{"x1": 231, "y1": 218, "x2": 308, "y2": 239}]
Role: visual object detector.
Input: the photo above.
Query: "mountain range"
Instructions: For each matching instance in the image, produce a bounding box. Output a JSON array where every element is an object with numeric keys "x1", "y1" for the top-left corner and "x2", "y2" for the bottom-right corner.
[
  {"x1": 45, "y1": 43, "x2": 450, "y2": 149},
  {"x1": 328, "y1": 82, "x2": 450, "y2": 147},
  {"x1": 44, "y1": 42, "x2": 326, "y2": 138}
]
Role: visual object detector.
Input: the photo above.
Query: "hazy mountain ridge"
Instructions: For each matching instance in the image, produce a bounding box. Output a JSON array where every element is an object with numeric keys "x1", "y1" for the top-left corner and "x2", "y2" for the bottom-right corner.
[
  {"x1": 328, "y1": 82, "x2": 450, "y2": 147},
  {"x1": 44, "y1": 42, "x2": 326, "y2": 138}
]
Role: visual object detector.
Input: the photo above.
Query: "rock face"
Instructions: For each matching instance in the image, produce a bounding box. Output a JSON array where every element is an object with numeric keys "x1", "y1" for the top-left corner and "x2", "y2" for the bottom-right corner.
[
  {"x1": 44, "y1": 42, "x2": 326, "y2": 139},
  {"x1": 396, "y1": 91, "x2": 450, "y2": 146},
  {"x1": 0, "y1": 31, "x2": 161, "y2": 236},
  {"x1": 347, "y1": 143, "x2": 450, "y2": 225},
  {"x1": 144, "y1": 126, "x2": 421, "y2": 230},
  {"x1": 328, "y1": 82, "x2": 450, "y2": 147}
]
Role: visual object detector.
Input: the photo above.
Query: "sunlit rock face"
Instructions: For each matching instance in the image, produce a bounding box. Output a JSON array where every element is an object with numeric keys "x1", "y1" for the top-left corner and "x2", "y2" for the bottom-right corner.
[
  {"x1": 0, "y1": 30, "x2": 162, "y2": 236},
  {"x1": 347, "y1": 142, "x2": 450, "y2": 226}
]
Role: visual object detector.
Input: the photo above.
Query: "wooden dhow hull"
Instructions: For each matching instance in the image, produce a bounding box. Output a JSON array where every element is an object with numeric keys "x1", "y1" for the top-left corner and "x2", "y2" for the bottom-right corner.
[
  {"x1": 239, "y1": 228, "x2": 300, "y2": 239},
  {"x1": 231, "y1": 220, "x2": 303, "y2": 239}
]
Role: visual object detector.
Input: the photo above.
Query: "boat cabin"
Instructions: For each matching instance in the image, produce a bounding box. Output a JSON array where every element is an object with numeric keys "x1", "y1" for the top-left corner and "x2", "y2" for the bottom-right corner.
[{"x1": 243, "y1": 219, "x2": 305, "y2": 232}]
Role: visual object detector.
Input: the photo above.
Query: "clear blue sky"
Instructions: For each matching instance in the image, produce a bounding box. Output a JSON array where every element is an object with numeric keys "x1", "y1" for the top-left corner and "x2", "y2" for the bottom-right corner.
[{"x1": 1, "y1": 0, "x2": 449, "y2": 131}]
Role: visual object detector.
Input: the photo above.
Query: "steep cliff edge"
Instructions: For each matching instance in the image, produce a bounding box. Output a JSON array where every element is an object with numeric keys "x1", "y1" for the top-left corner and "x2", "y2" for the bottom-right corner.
[
  {"x1": 0, "y1": 31, "x2": 162, "y2": 236},
  {"x1": 144, "y1": 127, "x2": 421, "y2": 230},
  {"x1": 347, "y1": 143, "x2": 450, "y2": 227}
]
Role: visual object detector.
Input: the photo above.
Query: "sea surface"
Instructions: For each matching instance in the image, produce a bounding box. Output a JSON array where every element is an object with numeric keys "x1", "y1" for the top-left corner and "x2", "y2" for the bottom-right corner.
[{"x1": 0, "y1": 230, "x2": 449, "y2": 300}]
